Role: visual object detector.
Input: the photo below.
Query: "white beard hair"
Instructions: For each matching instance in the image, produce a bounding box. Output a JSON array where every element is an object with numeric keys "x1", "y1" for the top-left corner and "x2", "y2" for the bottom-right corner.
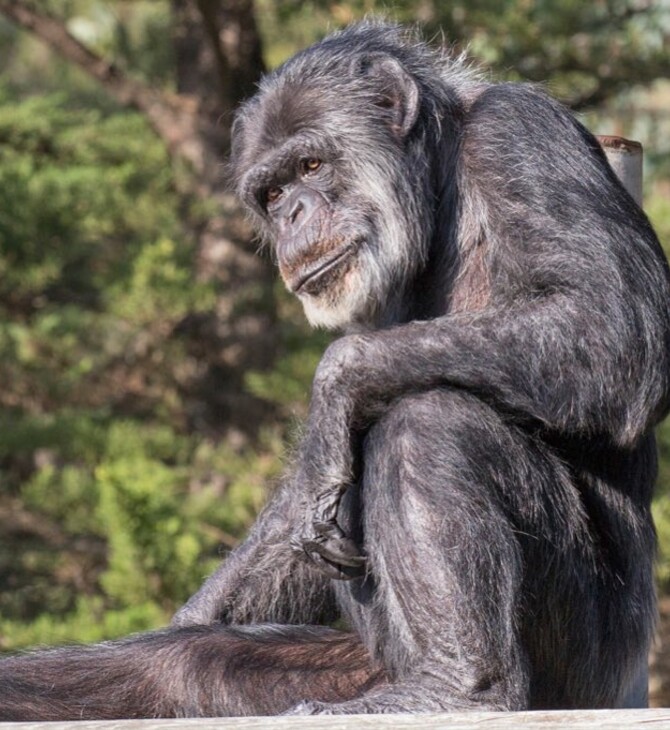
[{"x1": 297, "y1": 221, "x2": 415, "y2": 331}]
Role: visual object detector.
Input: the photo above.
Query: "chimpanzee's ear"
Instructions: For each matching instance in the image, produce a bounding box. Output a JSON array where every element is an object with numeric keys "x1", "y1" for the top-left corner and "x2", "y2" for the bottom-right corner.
[{"x1": 355, "y1": 53, "x2": 420, "y2": 139}]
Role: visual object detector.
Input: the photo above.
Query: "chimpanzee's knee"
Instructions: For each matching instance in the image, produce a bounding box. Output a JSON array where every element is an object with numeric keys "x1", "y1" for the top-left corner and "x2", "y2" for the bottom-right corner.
[{"x1": 363, "y1": 388, "x2": 515, "y2": 505}]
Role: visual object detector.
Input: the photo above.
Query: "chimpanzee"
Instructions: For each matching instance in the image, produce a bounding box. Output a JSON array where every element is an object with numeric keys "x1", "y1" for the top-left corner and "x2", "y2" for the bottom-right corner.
[{"x1": 0, "y1": 20, "x2": 669, "y2": 719}]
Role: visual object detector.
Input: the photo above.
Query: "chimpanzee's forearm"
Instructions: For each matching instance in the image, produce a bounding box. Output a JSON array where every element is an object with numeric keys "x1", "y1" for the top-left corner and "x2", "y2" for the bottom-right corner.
[
  {"x1": 173, "y1": 478, "x2": 335, "y2": 627},
  {"x1": 295, "y1": 287, "x2": 670, "y2": 571},
  {"x1": 312, "y1": 291, "x2": 668, "y2": 453}
]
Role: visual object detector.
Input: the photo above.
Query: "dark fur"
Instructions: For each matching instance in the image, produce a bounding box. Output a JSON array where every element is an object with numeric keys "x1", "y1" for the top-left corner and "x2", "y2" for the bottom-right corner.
[
  {"x1": 1, "y1": 21, "x2": 669, "y2": 718},
  {"x1": 0, "y1": 626, "x2": 386, "y2": 720}
]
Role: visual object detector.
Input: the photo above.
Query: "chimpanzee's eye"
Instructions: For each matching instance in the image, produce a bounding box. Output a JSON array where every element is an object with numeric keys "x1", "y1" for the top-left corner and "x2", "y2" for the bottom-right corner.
[
  {"x1": 265, "y1": 186, "x2": 283, "y2": 205},
  {"x1": 301, "y1": 158, "x2": 322, "y2": 175}
]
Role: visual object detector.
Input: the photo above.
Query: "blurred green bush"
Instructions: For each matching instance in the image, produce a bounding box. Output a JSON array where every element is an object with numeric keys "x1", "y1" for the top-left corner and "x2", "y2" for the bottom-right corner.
[
  {"x1": 0, "y1": 1, "x2": 670, "y2": 650},
  {"x1": 0, "y1": 91, "x2": 307, "y2": 647}
]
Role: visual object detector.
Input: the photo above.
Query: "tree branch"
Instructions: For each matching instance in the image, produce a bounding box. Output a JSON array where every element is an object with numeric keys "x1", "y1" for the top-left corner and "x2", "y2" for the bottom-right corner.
[
  {"x1": 196, "y1": 0, "x2": 265, "y2": 110},
  {"x1": 0, "y1": 1, "x2": 210, "y2": 175}
]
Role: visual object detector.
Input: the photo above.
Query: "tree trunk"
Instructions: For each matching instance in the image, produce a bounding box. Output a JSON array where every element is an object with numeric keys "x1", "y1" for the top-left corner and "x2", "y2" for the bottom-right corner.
[
  {"x1": 0, "y1": 0, "x2": 279, "y2": 437},
  {"x1": 170, "y1": 0, "x2": 278, "y2": 436}
]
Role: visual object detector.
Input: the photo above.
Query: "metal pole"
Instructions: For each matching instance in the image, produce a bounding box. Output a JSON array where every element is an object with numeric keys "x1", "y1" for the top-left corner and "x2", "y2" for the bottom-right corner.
[
  {"x1": 597, "y1": 135, "x2": 643, "y2": 206},
  {"x1": 596, "y1": 133, "x2": 648, "y2": 709}
]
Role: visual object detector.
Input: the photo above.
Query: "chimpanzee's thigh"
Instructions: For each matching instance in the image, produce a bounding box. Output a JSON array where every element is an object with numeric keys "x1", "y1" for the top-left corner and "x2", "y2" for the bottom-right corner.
[{"x1": 333, "y1": 388, "x2": 655, "y2": 711}]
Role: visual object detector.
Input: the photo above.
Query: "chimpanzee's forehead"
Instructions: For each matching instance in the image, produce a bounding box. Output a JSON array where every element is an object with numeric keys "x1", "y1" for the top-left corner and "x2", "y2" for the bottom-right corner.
[
  {"x1": 231, "y1": 36, "x2": 411, "y2": 179},
  {"x1": 257, "y1": 83, "x2": 335, "y2": 147},
  {"x1": 236, "y1": 77, "x2": 360, "y2": 172}
]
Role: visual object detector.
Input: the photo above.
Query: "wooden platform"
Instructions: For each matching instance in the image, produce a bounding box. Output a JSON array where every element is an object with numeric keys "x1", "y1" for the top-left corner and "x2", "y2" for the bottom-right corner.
[{"x1": 2, "y1": 710, "x2": 669, "y2": 730}]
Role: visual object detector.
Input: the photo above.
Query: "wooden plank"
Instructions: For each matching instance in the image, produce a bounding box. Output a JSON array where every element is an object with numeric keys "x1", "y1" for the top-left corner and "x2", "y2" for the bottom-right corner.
[{"x1": 2, "y1": 709, "x2": 670, "y2": 730}]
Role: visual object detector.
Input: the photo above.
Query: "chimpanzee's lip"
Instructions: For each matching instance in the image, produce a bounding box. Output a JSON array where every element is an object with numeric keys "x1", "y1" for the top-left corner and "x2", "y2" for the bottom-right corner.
[{"x1": 292, "y1": 240, "x2": 361, "y2": 294}]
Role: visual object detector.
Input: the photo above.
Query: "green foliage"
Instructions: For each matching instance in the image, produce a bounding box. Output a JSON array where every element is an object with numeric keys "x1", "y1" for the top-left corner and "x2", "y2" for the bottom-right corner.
[
  {"x1": 111, "y1": 236, "x2": 216, "y2": 324},
  {"x1": 1, "y1": 0, "x2": 670, "y2": 651},
  {"x1": 0, "y1": 88, "x2": 276, "y2": 649},
  {"x1": 0, "y1": 97, "x2": 177, "y2": 299},
  {"x1": 648, "y1": 194, "x2": 670, "y2": 590},
  {"x1": 654, "y1": 421, "x2": 670, "y2": 588},
  {"x1": 259, "y1": 0, "x2": 670, "y2": 108},
  {"x1": 245, "y1": 288, "x2": 331, "y2": 414},
  {"x1": 647, "y1": 195, "x2": 670, "y2": 253}
]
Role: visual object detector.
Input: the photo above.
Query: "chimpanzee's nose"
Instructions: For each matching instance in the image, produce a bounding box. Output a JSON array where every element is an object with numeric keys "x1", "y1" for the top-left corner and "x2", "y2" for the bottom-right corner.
[
  {"x1": 288, "y1": 198, "x2": 303, "y2": 224},
  {"x1": 280, "y1": 188, "x2": 323, "y2": 232}
]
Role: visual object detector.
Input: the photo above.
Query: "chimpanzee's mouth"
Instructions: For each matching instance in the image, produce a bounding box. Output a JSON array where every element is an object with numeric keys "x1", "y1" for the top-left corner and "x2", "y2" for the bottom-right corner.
[{"x1": 293, "y1": 240, "x2": 361, "y2": 295}]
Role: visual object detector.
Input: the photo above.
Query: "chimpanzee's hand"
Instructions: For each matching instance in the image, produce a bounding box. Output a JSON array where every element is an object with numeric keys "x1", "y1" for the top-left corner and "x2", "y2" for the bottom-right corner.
[
  {"x1": 290, "y1": 335, "x2": 371, "y2": 579},
  {"x1": 290, "y1": 483, "x2": 366, "y2": 580}
]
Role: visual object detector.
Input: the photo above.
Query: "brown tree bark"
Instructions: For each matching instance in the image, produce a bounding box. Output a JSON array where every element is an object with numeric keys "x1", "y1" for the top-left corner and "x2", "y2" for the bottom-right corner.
[
  {"x1": 170, "y1": 0, "x2": 265, "y2": 158},
  {"x1": 0, "y1": 1, "x2": 210, "y2": 175},
  {"x1": 192, "y1": 0, "x2": 265, "y2": 123},
  {"x1": 0, "y1": 0, "x2": 278, "y2": 436}
]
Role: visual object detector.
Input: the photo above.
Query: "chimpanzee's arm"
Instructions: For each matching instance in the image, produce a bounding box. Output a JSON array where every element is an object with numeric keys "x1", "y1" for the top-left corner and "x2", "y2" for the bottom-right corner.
[
  {"x1": 295, "y1": 86, "x2": 670, "y2": 572},
  {"x1": 172, "y1": 476, "x2": 336, "y2": 627}
]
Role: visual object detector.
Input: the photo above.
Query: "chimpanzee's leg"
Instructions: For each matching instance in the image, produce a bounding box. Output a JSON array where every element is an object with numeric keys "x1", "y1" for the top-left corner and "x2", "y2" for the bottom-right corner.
[
  {"x1": 330, "y1": 388, "x2": 530, "y2": 713},
  {"x1": 0, "y1": 625, "x2": 386, "y2": 721},
  {"x1": 291, "y1": 388, "x2": 649, "y2": 714}
]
